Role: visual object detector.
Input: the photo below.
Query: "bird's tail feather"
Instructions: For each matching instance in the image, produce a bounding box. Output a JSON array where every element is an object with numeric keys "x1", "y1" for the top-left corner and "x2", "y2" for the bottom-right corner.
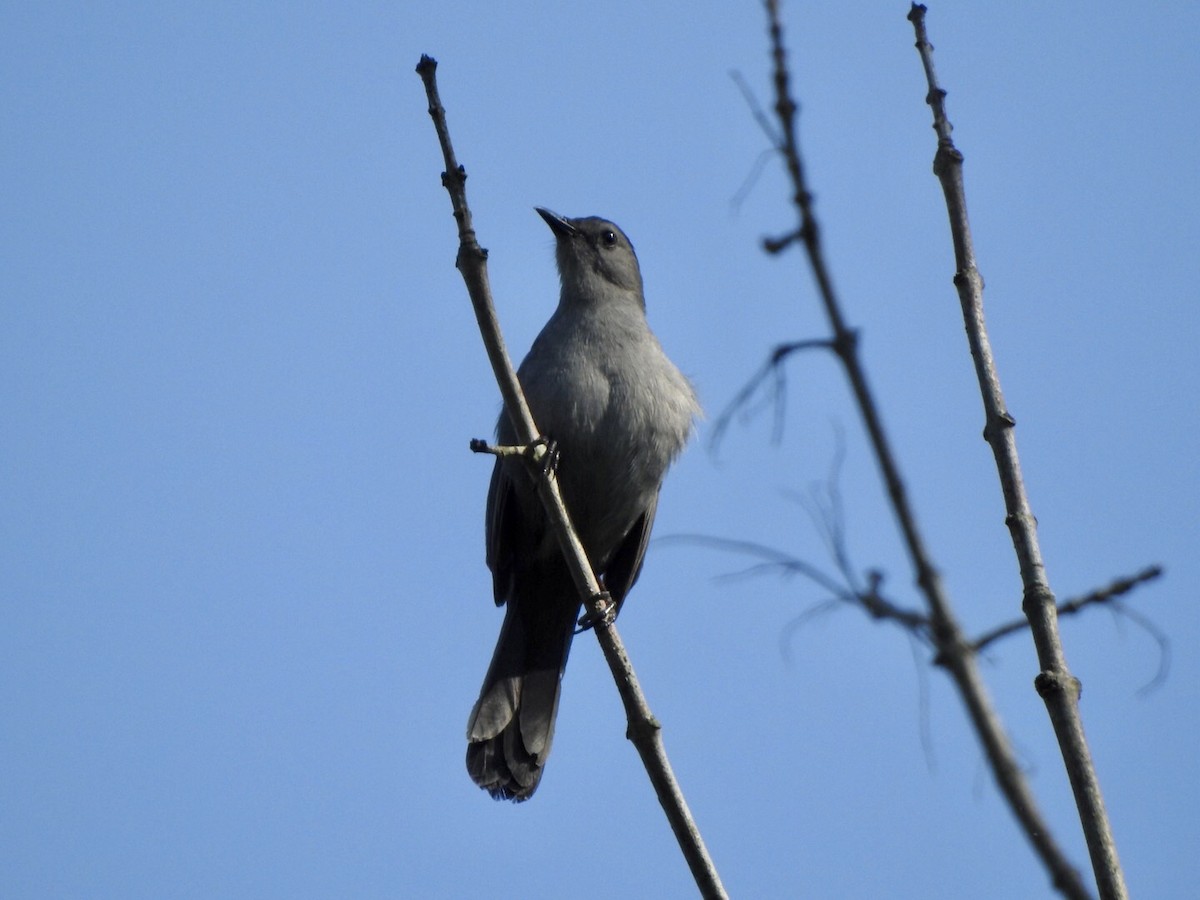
[{"x1": 466, "y1": 562, "x2": 579, "y2": 801}]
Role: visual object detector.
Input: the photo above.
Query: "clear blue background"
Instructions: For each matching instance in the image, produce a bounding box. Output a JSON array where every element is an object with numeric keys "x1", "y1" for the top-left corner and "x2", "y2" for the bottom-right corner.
[{"x1": 3, "y1": 3, "x2": 1196, "y2": 898}]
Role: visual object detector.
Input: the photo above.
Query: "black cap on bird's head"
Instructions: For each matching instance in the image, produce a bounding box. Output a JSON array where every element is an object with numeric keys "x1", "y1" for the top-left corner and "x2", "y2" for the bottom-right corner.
[{"x1": 535, "y1": 207, "x2": 644, "y2": 303}]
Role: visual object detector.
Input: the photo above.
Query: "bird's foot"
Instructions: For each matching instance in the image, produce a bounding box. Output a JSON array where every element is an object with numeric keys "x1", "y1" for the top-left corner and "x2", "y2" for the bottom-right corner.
[
  {"x1": 576, "y1": 591, "x2": 615, "y2": 633},
  {"x1": 525, "y1": 435, "x2": 559, "y2": 476}
]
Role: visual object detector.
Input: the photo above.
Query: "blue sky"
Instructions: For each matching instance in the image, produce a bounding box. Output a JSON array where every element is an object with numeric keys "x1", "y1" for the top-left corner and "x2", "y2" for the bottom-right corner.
[{"x1": 3, "y1": 3, "x2": 1197, "y2": 898}]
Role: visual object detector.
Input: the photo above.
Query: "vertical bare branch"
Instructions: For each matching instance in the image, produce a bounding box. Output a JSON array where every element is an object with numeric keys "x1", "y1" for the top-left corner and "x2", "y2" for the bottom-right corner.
[
  {"x1": 907, "y1": 7, "x2": 1127, "y2": 899},
  {"x1": 758, "y1": 3, "x2": 1092, "y2": 897},
  {"x1": 415, "y1": 55, "x2": 727, "y2": 900}
]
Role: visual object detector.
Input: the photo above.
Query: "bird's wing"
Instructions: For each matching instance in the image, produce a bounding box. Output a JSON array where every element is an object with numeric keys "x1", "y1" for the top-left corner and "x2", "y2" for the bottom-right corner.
[
  {"x1": 485, "y1": 458, "x2": 520, "y2": 607},
  {"x1": 602, "y1": 492, "x2": 659, "y2": 618}
]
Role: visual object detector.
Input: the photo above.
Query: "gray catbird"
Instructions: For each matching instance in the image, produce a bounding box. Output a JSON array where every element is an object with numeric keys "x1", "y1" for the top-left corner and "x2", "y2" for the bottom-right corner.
[{"x1": 465, "y1": 208, "x2": 700, "y2": 801}]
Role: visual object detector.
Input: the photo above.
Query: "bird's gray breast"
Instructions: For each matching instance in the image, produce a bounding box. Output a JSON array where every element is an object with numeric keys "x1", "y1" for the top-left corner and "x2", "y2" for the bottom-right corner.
[{"x1": 516, "y1": 310, "x2": 694, "y2": 563}]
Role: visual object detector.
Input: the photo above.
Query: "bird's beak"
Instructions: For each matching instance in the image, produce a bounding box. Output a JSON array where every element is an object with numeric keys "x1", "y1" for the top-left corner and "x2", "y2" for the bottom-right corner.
[{"x1": 535, "y1": 207, "x2": 576, "y2": 238}]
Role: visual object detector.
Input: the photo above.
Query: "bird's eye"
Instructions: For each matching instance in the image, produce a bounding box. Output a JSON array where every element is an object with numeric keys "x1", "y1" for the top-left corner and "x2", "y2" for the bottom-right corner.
[{"x1": 602, "y1": 230, "x2": 617, "y2": 247}]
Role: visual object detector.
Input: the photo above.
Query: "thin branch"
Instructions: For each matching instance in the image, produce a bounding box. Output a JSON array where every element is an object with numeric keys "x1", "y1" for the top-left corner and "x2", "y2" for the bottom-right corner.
[
  {"x1": 908, "y1": 7, "x2": 1127, "y2": 898},
  {"x1": 729, "y1": 145, "x2": 776, "y2": 213},
  {"x1": 972, "y1": 566, "x2": 1165, "y2": 653},
  {"x1": 731, "y1": 69, "x2": 782, "y2": 147},
  {"x1": 759, "y1": 4, "x2": 1092, "y2": 898},
  {"x1": 779, "y1": 598, "x2": 844, "y2": 662},
  {"x1": 708, "y1": 338, "x2": 835, "y2": 452},
  {"x1": 791, "y1": 435, "x2": 857, "y2": 590},
  {"x1": 1117, "y1": 604, "x2": 1171, "y2": 697},
  {"x1": 665, "y1": 533, "x2": 929, "y2": 636},
  {"x1": 676, "y1": 519, "x2": 946, "y2": 769},
  {"x1": 666, "y1": 533, "x2": 851, "y2": 599},
  {"x1": 416, "y1": 55, "x2": 727, "y2": 900},
  {"x1": 905, "y1": 627, "x2": 938, "y2": 772}
]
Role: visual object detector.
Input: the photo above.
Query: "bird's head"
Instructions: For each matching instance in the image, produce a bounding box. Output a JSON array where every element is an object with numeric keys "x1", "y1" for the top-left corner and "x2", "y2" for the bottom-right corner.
[{"x1": 536, "y1": 207, "x2": 645, "y2": 308}]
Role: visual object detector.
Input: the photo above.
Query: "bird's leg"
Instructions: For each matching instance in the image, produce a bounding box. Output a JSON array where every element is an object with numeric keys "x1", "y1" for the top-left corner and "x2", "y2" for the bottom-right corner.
[{"x1": 575, "y1": 590, "x2": 615, "y2": 633}]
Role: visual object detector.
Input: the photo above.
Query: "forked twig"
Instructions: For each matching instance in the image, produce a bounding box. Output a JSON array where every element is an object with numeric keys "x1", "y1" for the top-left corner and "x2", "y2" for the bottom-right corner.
[
  {"x1": 908, "y1": 6, "x2": 1128, "y2": 897},
  {"x1": 709, "y1": 339, "x2": 835, "y2": 450},
  {"x1": 757, "y1": 3, "x2": 1093, "y2": 897},
  {"x1": 972, "y1": 566, "x2": 1165, "y2": 654}
]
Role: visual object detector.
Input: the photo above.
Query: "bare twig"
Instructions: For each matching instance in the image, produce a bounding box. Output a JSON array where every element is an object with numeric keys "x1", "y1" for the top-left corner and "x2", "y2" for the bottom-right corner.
[
  {"x1": 667, "y1": 533, "x2": 850, "y2": 598},
  {"x1": 1118, "y1": 604, "x2": 1172, "y2": 697},
  {"x1": 757, "y1": 3, "x2": 1093, "y2": 897},
  {"x1": 972, "y1": 566, "x2": 1165, "y2": 653},
  {"x1": 416, "y1": 55, "x2": 727, "y2": 900},
  {"x1": 908, "y1": 7, "x2": 1127, "y2": 898},
  {"x1": 666, "y1": 533, "x2": 930, "y2": 637},
  {"x1": 727, "y1": 70, "x2": 781, "y2": 213},
  {"x1": 730, "y1": 69, "x2": 782, "y2": 147},
  {"x1": 709, "y1": 339, "x2": 835, "y2": 451}
]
